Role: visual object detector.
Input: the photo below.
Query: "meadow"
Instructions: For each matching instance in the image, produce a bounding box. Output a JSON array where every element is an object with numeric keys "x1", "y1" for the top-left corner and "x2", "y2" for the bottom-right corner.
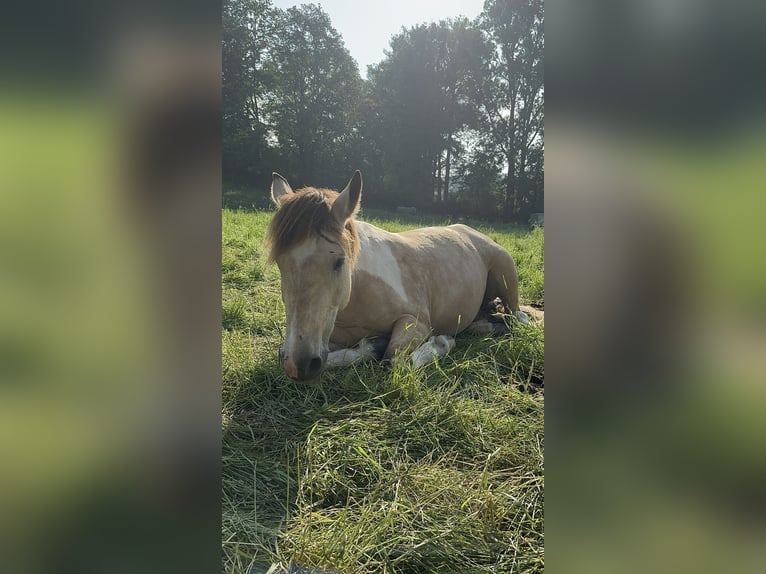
[{"x1": 222, "y1": 207, "x2": 545, "y2": 573}]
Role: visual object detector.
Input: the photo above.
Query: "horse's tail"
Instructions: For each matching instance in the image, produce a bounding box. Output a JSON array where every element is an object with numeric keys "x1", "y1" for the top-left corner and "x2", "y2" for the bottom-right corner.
[
  {"x1": 456, "y1": 223, "x2": 540, "y2": 326},
  {"x1": 486, "y1": 251, "x2": 545, "y2": 326},
  {"x1": 485, "y1": 248, "x2": 521, "y2": 314}
]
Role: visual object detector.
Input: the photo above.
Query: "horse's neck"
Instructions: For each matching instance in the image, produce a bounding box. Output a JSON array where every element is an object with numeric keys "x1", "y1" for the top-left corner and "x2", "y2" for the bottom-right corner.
[
  {"x1": 336, "y1": 221, "x2": 399, "y2": 330},
  {"x1": 349, "y1": 221, "x2": 412, "y2": 307},
  {"x1": 352, "y1": 221, "x2": 393, "y2": 275}
]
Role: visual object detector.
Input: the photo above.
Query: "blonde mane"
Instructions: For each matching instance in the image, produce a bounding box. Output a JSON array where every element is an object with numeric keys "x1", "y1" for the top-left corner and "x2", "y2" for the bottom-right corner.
[{"x1": 265, "y1": 187, "x2": 359, "y2": 265}]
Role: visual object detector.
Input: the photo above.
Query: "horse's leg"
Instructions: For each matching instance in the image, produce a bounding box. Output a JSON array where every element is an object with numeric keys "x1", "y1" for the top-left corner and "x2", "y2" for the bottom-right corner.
[
  {"x1": 325, "y1": 336, "x2": 389, "y2": 369},
  {"x1": 326, "y1": 337, "x2": 386, "y2": 369},
  {"x1": 411, "y1": 335, "x2": 456, "y2": 367},
  {"x1": 383, "y1": 314, "x2": 432, "y2": 362},
  {"x1": 383, "y1": 315, "x2": 457, "y2": 367},
  {"x1": 467, "y1": 308, "x2": 543, "y2": 335},
  {"x1": 466, "y1": 318, "x2": 509, "y2": 336},
  {"x1": 519, "y1": 304, "x2": 544, "y2": 326},
  {"x1": 325, "y1": 346, "x2": 373, "y2": 368}
]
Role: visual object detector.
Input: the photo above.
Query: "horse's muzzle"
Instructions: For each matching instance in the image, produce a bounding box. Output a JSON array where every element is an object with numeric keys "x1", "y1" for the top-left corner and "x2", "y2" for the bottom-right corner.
[
  {"x1": 298, "y1": 356, "x2": 324, "y2": 380},
  {"x1": 279, "y1": 346, "x2": 327, "y2": 382}
]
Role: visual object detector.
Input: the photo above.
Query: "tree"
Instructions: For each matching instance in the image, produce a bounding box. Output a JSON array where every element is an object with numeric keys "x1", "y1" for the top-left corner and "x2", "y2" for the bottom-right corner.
[
  {"x1": 265, "y1": 4, "x2": 363, "y2": 186},
  {"x1": 431, "y1": 18, "x2": 486, "y2": 203},
  {"x1": 222, "y1": 0, "x2": 275, "y2": 184},
  {"x1": 455, "y1": 142, "x2": 504, "y2": 219},
  {"x1": 366, "y1": 19, "x2": 485, "y2": 208},
  {"x1": 221, "y1": 0, "x2": 544, "y2": 220},
  {"x1": 477, "y1": 0, "x2": 544, "y2": 218}
]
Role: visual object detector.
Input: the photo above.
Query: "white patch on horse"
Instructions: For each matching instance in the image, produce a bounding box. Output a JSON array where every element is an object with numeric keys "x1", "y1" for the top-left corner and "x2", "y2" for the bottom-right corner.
[
  {"x1": 325, "y1": 338, "x2": 377, "y2": 368},
  {"x1": 286, "y1": 238, "x2": 318, "y2": 268},
  {"x1": 356, "y1": 225, "x2": 407, "y2": 301},
  {"x1": 411, "y1": 335, "x2": 455, "y2": 367},
  {"x1": 281, "y1": 238, "x2": 321, "y2": 364}
]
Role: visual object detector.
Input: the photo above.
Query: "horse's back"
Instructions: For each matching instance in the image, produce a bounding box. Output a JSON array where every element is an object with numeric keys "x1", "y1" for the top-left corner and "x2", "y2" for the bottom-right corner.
[
  {"x1": 446, "y1": 223, "x2": 509, "y2": 258},
  {"x1": 390, "y1": 224, "x2": 503, "y2": 333},
  {"x1": 341, "y1": 221, "x2": 520, "y2": 339}
]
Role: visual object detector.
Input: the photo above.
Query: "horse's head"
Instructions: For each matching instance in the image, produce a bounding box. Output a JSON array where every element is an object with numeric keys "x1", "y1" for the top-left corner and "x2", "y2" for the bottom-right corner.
[{"x1": 266, "y1": 170, "x2": 362, "y2": 381}]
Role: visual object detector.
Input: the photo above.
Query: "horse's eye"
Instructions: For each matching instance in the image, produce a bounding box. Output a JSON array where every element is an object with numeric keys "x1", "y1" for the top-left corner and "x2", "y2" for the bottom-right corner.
[{"x1": 333, "y1": 258, "x2": 345, "y2": 271}]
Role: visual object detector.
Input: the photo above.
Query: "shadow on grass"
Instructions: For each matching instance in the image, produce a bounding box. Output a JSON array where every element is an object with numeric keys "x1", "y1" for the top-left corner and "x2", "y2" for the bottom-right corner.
[
  {"x1": 222, "y1": 350, "x2": 395, "y2": 572},
  {"x1": 222, "y1": 324, "x2": 544, "y2": 573}
]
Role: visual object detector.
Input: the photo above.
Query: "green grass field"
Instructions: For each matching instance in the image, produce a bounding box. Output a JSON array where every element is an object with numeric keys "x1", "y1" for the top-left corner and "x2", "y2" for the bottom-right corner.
[{"x1": 222, "y1": 207, "x2": 544, "y2": 573}]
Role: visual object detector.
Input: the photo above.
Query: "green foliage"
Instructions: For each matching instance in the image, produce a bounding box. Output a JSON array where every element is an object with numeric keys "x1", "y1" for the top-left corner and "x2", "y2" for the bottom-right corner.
[
  {"x1": 223, "y1": 0, "x2": 276, "y2": 184},
  {"x1": 365, "y1": 18, "x2": 486, "y2": 209},
  {"x1": 222, "y1": 0, "x2": 544, "y2": 221},
  {"x1": 478, "y1": 0, "x2": 544, "y2": 219},
  {"x1": 266, "y1": 4, "x2": 363, "y2": 186},
  {"x1": 221, "y1": 209, "x2": 544, "y2": 573},
  {"x1": 223, "y1": 0, "x2": 362, "y2": 187}
]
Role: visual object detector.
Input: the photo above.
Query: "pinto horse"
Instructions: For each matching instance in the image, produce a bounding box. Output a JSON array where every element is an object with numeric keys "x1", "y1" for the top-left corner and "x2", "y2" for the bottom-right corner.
[{"x1": 267, "y1": 170, "x2": 535, "y2": 381}]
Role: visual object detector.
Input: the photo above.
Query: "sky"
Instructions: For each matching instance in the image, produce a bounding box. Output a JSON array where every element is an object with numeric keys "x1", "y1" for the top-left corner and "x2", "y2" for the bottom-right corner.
[{"x1": 271, "y1": 0, "x2": 486, "y2": 77}]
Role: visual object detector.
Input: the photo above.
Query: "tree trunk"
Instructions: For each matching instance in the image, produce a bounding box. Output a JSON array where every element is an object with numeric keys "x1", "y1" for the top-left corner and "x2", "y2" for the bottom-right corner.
[
  {"x1": 505, "y1": 82, "x2": 518, "y2": 218},
  {"x1": 505, "y1": 155, "x2": 515, "y2": 217},
  {"x1": 436, "y1": 151, "x2": 443, "y2": 202},
  {"x1": 444, "y1": 133, "x2": 452, "y2": 200},
  {"x1": 518, "y1": 144, "x2": 529, "y2": 214}
]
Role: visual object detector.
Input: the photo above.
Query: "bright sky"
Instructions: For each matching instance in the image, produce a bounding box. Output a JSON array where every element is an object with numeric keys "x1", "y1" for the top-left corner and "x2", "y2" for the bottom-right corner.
[{"x1": 271, "y1": 0, "x2": 486, "y2": 77}]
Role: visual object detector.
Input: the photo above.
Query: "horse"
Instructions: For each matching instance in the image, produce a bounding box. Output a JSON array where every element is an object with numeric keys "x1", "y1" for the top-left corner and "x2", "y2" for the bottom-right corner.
[{"x1": 266, "y1": 170, "x2": 538, "y2": 381}]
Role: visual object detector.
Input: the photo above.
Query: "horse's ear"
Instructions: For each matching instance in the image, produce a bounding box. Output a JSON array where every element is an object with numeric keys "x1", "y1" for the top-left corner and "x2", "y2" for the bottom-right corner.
[
  {"x1": 332, "y1": 170, "x2": 362, "y2": 224},
  {"x1": 271, "y1": 172, "x2": 294, "y2": 206}
]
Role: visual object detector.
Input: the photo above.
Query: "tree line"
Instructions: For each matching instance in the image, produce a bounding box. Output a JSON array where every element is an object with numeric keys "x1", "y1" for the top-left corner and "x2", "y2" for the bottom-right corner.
[{"x1": 223, "y1": 0, "x2": 543, "y2": 221}]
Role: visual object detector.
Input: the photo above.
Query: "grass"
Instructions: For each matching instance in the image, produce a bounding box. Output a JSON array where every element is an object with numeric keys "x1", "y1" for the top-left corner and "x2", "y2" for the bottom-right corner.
[{"x1": 222, "y1": 207, "x2": 544, "y2": 573}]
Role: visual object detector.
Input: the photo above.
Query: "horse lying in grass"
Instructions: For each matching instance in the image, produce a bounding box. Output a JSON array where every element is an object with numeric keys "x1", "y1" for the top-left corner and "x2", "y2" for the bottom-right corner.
[{"x1": 267, "y1": 170, "x2": 540, "y2": 381}]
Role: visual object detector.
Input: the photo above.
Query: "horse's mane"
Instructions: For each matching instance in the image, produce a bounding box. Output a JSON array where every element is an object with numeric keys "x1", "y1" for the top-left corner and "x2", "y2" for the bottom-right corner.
[{"x1": 266, "y1": 187, "x2": 359, "y2": 265}]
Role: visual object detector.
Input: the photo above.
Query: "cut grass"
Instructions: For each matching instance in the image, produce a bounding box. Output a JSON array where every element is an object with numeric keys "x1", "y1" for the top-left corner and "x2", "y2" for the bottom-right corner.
[{"x1": 222, "y1": 207, "x2": 544, "y2": 573}]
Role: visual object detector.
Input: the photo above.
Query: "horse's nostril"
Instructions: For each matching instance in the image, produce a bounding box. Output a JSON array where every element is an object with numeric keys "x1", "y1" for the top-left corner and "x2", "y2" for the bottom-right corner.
[
  {"x1": 294, "y1": 355, "x2": 324, "y2": 381},
  {"x1": 308, "y1": 356, "x2": 323, "y2": 374}
]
